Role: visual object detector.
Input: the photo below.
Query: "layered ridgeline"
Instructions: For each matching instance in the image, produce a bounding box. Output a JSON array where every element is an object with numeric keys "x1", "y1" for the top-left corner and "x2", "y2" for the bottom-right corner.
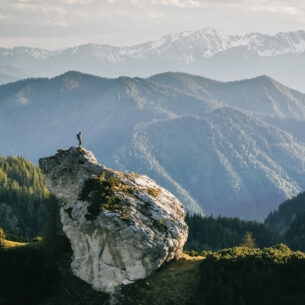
[
  {"x1": 1, "y1": 28, "x2": 305, "y2": 92},
  {"x1": 1, "y1": 71, "x2": 305, "y2": 220},
  {"x1": 39, "y1": 146, "x2": 188, "y2": 293},
  {"x1": 0, "y1": 155, "x2": 48, "y2": 239}
]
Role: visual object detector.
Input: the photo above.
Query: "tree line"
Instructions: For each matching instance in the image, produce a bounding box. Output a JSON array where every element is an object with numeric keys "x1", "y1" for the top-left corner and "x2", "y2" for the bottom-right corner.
[{"x1": 184, "y1": 213, "x2": 281, "y2": 252}]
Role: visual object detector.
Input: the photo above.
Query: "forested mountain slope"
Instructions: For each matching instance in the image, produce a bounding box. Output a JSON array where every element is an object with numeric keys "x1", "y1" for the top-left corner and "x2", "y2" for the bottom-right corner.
[
  {"x1": 0, "y1": 155, "x2": 48, "y2": 238},
  {"x1": 1, "y1": 71, "x2": 305, "y2": 219},
  {"x1": 265, "y1": 192, "x2": 305, "y2": 251},
  {"x1": 120, "y1": 106, "x2": 305, "y2": 219}
]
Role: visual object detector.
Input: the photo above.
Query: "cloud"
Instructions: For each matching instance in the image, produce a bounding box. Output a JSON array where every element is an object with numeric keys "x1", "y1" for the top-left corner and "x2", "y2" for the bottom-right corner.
[
  {"x1": 151, "y1": 0, "x2": 201, "y2": 8},
  {"x1": 250, "y1": 5, "x2": 300, "y2": 16},
  {"x1": 61, "y1": 0, "x2": 92, "y2": 3},
  {"x1": 1, "y1": 0, "x2": 305, "y2": 49}
]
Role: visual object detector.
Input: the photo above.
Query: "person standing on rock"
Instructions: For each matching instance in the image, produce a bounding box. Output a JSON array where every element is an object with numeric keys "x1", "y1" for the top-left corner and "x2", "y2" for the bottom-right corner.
[{"x1": 77, "y1": 132, "x2": 82, "y2": 146}]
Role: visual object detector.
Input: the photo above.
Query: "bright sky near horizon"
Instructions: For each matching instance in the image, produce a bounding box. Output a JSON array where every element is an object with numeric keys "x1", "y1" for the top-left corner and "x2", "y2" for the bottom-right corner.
[{"x1": 0, "y1": 0, "x2": 304, "y2": 49}]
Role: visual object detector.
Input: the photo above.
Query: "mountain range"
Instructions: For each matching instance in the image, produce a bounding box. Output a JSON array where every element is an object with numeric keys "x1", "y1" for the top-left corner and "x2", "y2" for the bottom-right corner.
[
  {"x1": 1, "y1": 28, "x2": 305, "y2": 92},
  {"x1": 1, "y1": 71, "x2": 305, "y2": 221}
]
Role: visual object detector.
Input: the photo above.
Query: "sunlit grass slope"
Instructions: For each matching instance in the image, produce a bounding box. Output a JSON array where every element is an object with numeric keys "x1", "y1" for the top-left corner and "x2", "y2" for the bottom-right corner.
[
  {"x1": 118, "y1": 254, "x2": 204, "y2": 305},
  {"x1": 3, "y1": 239, "x2": 28, "y2": 248}
]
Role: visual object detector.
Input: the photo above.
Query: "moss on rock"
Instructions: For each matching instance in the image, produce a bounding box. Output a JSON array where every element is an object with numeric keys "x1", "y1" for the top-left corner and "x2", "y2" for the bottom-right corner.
[{"x1": 79, "y1": 171, "x2": 129, "y2": 221}]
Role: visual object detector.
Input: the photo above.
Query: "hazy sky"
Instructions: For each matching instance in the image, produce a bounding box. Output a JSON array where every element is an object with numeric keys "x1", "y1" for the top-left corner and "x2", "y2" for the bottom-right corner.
[{"x1": 0, "y1": 0, "x2": 304, "y2": 49}]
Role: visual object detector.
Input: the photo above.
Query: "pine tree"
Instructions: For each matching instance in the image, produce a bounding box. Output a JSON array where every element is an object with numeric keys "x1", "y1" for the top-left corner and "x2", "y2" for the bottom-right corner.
[{"x1": 240, "y1": 231, "x2": 256, "y2": 248}]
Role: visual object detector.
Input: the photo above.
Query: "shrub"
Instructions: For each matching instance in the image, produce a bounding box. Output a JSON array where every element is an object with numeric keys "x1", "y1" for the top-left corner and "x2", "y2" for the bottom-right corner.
[
  {"x1": 199, "y1": 245, "x2": 305, "y2": 305},
  {"x1": 147, "y1": 187, "x2": 160, "y2": 198}
]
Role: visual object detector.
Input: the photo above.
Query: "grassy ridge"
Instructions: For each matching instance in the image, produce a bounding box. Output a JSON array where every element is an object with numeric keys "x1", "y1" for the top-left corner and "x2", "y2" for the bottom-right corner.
[{"x1": 119, "y1": 245, "x2": 305, "y2": 305}]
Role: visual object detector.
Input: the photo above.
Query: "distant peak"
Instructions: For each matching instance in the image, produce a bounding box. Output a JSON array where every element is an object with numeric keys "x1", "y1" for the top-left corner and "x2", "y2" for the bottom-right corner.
[
  {"x1": 255, "y1": 75, "x2": 274, "y2": 81},
  {"x1": 253, "y1": 75, "x2": 284, "y2": 86},
  {"x1": 61, "y1": 70, "x2": 82, "y2": 76},
  {"x1": 198, "y1": 27, "x2": 223, "y2": 35},
  {"x1": 53, "y1": 70, "x2": 104, "y2": 82}
]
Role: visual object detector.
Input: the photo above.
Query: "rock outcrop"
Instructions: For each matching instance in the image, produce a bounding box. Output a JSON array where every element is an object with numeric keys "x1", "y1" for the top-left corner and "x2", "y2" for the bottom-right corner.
[{"x1": 39, "y1": 147, "x2": 188, "y2": 293}]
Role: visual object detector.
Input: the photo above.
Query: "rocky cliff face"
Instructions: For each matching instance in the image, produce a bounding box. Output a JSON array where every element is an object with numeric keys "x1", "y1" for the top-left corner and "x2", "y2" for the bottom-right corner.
[{"x1": 39, "y1": 147, "x2": 188, "y2": 293}]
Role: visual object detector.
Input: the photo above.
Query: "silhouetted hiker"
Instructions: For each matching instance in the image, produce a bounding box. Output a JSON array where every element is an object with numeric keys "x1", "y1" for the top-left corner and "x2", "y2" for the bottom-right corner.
[{"x1": 77, "y1": 132, "x2": 82, "y2": 146}]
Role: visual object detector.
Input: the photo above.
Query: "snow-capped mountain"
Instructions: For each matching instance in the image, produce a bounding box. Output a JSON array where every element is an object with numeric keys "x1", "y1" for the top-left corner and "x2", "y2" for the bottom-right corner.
[
  {"x1": 127, "y1": 28, "x2": 305, "y2": 59},
  {"x1": 1, "y1": 28, "x2": 305, "y2": 91},
  {"x1": 241, "y1": 30, "x2": 305, "y2": 56},
  {"x1": 2, "y1": 28, "x2": 305, "y2": 63}
]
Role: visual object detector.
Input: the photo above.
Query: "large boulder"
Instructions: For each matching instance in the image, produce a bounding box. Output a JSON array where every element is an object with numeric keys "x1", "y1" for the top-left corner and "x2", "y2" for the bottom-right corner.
[{"x1": 39, "y1": 147, "x2": 188, "y2": 293}]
